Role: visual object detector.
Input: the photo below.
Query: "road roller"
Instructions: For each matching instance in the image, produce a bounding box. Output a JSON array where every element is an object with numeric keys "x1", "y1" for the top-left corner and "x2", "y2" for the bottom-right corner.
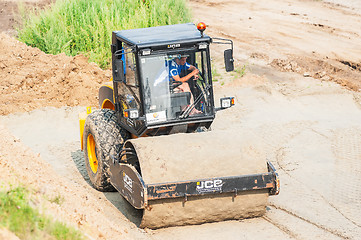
[{"x1": 79, "y1": 22, "x2": 279, "y2": 229}]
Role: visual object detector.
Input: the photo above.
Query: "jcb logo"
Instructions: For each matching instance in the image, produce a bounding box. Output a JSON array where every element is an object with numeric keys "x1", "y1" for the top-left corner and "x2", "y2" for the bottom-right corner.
[
  {"x1": 123, "y1": 172, "x2": 133, "y2": 192},
  {"x1": 196, "y1": 179, "x2": 223, "y2": 193},
  {"x1": 167, "y1": 43, "x2": 180, "y2": 49}
]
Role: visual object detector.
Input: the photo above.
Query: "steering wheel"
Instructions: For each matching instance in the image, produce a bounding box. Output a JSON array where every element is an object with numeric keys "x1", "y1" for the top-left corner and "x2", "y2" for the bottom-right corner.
[{"x1": 170, "y1": 81, "x2": 182, "y2": 91}]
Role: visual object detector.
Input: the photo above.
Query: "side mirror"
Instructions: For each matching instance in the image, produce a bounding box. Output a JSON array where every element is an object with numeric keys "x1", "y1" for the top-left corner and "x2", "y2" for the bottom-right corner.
[
  {"x1": 224, "y1": 49, "x2": 234, "y2": 72},
  {"x1": 113, "y1": 58, "x2": 125, "y2": 82}
]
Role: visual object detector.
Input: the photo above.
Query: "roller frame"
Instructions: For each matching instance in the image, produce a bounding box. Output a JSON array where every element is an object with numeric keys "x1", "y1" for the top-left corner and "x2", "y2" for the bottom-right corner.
[{"x1": 109, "y1": 160, "x2": 279, "y2": 210}]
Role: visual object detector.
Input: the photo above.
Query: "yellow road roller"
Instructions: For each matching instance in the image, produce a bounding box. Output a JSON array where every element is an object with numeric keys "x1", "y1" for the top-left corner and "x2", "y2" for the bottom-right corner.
[{"x1": 79, "y1": 22, "x2": 279, "y2": 229}]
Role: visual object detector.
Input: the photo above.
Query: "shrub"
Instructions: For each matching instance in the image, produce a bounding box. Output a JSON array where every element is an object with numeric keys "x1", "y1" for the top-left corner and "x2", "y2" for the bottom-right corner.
[{"x1": 18, "y1": 0, "x2": 192, "y2": 68}]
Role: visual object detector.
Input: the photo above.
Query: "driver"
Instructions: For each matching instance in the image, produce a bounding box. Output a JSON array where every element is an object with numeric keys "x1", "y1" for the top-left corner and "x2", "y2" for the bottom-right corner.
[{"x1": 169, "y1": 54, "x2": 202, "y2": 115}]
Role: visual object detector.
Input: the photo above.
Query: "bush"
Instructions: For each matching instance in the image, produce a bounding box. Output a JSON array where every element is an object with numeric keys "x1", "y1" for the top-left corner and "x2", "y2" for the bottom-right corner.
[{"x1": 18, "y1": 0, "x2": 192, "y2": 68}]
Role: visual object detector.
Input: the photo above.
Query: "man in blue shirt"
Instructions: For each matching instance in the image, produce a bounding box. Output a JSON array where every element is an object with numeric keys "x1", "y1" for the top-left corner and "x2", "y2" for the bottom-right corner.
[
  {"x1": 169, "y1": 55, "x2": 201, "y2": 114},
  {"x1": 169, "y1": 54, "x2": 199, "y2": 84}
]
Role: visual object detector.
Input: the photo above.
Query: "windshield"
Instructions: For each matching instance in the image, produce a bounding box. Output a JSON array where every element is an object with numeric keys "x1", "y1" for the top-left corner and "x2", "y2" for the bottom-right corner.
[{"x1": 139, "y1": 50, "x2": 212, "y2": 124}]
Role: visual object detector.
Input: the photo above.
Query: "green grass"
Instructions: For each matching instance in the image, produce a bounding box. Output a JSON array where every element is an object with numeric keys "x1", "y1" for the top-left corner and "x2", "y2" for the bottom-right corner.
[
  {"x1": 48, "y1": 194, "x2": 65, "y2": 205},
  {"x1": 232, "y1": 64, "x2": 247, "y2": 80},
  {"x1": 0, "y1": 186, "x2": 83, "y2": 240},
  {"x1": 211, "y1": 67, "x2": 222, "y2": 82},
  {"x1": 18, "y1": 0, "x2": 192, "y2": 68}
]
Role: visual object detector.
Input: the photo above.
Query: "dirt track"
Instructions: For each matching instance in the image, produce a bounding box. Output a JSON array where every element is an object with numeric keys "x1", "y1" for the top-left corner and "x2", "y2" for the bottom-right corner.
[{"x1": 1, "y1": 0, "x2": 361, "y2": 239}]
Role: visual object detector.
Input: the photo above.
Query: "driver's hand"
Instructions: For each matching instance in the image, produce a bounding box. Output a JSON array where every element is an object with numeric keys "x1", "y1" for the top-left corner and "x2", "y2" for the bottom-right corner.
[
  {"x1": 192, "y1": 69, "x2": 199, "y2": 78},
  {"x1": 193, "y1": 69, "x2": 200, "y2": 80}
]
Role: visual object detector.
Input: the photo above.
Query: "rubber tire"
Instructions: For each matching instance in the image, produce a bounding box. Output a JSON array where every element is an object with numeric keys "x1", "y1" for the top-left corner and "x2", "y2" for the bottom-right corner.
[{"x1": 83, "y1": 109, "x2": 129, "y2": 191}]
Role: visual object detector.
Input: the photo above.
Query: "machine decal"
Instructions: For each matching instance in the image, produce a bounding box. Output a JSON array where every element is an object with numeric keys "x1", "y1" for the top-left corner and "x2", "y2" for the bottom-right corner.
[
  {"x1": 146, "y1": 111, "x2": 166, "y2": 124},
  {"x1": 196, "y1": 179, "x2": 223, "y2": 193},
  {"x1": 123, "y1": 172, "x2": 133, "y2": 192},
  {"x1": 167, "y1": 43, "x2": 180, "y2": 49}
]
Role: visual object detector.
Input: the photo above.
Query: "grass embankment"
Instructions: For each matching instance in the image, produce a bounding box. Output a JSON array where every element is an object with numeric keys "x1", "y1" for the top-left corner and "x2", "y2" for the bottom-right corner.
[
  {"x1": 0, "y1": 186, "x2": 82, "y2": 240},
  {"x1": 18, "y1": 0, "x2": 192, "y2": 69}
]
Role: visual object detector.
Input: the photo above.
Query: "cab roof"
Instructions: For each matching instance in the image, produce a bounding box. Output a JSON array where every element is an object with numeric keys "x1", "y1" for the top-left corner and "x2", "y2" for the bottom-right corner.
[{"x1": 114, "y1": 23, "x2": 211, "y2": 49}]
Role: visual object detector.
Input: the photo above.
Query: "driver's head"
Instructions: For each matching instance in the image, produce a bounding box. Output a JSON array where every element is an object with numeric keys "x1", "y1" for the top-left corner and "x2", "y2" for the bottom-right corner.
[
  {"x1": 178, "y1": 57, "x2": 187, "y2": 65},
  {"x1": 175, "y1": 54, "x2": 188, "y2": 65}
]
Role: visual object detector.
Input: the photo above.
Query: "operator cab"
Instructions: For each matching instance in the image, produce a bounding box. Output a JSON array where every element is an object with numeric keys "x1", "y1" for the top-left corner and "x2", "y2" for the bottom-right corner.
[
  {"x1": 109, "y1": 23, "x2": 234, "y2": 137},
  {"x1": 139, "y1": 51, "x2": 210, "y2": 120}
]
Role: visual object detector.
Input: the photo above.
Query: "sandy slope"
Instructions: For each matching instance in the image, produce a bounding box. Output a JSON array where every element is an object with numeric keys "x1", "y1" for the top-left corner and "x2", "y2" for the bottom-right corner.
[
  {"x1": 0, "y1": 33, "x2": 111, "y2": 115},
  {"x1": 191, "y1": 0, "x2": 361, "y2": 91},
  {"x1": 1, "y1": 0, "x2": 361, "y2": 239}
]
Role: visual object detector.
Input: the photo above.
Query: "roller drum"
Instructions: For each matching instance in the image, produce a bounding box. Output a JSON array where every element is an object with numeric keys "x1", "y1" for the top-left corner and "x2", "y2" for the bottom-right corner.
[{"x1": 125, "y1": 130, "x2": 270, "y2": 229}]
